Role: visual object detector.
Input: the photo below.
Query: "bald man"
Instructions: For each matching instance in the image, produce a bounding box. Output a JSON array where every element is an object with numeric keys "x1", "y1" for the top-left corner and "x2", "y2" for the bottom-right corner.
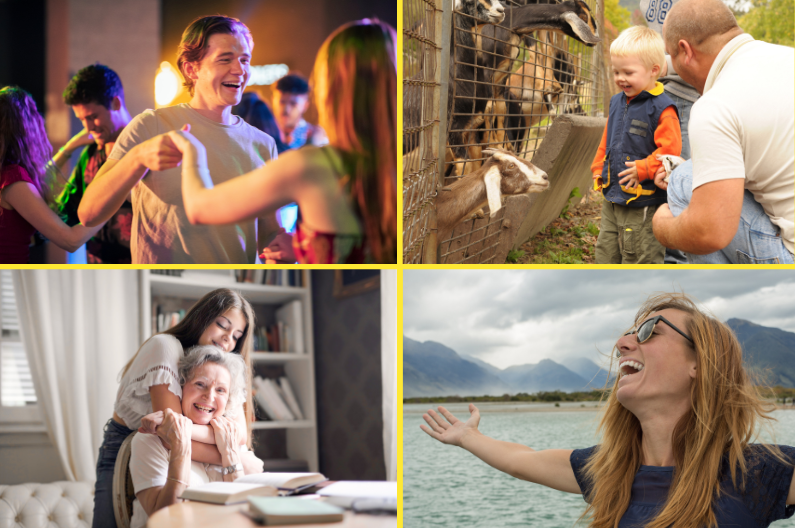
[{"x1": 651, "y1": 0, "x2": 794, "y2": 264}]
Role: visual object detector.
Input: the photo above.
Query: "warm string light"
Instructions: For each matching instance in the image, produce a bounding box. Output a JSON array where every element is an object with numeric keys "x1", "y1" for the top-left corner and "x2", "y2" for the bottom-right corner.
[{"x1": 155, "y1": 61, "x2": 180, "y2": 106}]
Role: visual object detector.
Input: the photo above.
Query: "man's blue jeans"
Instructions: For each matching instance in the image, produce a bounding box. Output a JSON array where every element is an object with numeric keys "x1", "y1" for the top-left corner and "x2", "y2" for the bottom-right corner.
[{"x1": 667, "y1": 159, "x2": 794, "y2": 264}]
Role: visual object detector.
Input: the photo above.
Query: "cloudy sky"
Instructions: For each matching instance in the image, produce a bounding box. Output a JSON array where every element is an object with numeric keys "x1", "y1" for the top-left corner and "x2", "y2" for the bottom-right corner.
[{"x1": 403, "y1": 270, "x2": 795, "y2": 370}]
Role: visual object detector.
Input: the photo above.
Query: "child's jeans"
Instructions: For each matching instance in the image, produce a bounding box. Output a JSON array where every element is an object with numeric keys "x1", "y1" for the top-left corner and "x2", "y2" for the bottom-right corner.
[
  {"x1": 667, "y1": 159, "x2": 794, "y2": 264},
  {"x1": 93, "y1": 418, "x2": 134, "y2": 528}
]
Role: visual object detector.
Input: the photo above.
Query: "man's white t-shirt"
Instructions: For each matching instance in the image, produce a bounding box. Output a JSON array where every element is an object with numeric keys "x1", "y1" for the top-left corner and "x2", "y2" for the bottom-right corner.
[
  {"x1": 109, "y1": 104, "x2": 278, "y2": 263},
  {"x1": 688, "y1": 34, "x2": 794, "y2": 254}
]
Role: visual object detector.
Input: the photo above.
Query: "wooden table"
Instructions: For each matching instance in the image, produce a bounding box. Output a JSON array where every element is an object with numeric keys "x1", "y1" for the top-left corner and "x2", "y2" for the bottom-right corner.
[{"x1": 147, "y1": 500, "x2": 397, "y2": 528}]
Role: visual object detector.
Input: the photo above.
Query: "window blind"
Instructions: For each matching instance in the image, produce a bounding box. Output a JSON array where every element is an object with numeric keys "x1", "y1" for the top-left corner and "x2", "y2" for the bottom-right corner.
[{"x1": 0, "y1": 271, "x2": 36, "y2": 406}]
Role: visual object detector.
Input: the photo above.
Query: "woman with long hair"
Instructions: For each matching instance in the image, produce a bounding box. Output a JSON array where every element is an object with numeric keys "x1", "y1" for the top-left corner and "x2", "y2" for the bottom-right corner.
[
  {"x1": 422, "y1": 292, "x2": 795, "y2": 527},
  {"x1": 167, "y1": 19, "x2": 397, "y2": 264},
  {"x1": 93, "y1": 288, "x2": 262, "y2": 528},
  {"x1": 0, "y1": 86, "x2": 102, "y2": 263}
]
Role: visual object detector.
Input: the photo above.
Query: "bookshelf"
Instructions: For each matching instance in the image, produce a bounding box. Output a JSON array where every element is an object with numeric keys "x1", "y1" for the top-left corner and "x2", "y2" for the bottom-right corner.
[{"x1": 138, "y1": 270, "x2": 318, "y2": 472}]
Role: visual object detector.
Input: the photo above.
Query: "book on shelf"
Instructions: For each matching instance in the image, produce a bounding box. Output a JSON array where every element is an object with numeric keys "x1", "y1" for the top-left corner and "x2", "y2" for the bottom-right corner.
[
  {"x1": 279, "y1": 377, "x2": 304, "y2": 420},
  {"x1": 253, "y1": 376, "x2": 304, "y2": 421},
  {"x1": 276, "y1": 300, "x2": 304, "y2": 353},
  {"x1": 247, "y1": 497, "x2": 343, "y2": 525}
]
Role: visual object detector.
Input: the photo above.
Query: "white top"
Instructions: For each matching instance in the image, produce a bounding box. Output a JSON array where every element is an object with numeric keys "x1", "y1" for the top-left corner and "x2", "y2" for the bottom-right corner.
[
  {"x1": 129, "y1": 433, "x2": 221, "y2": 528},
  {"x1": 688, "y1": 34, "x2": 794, "y2": 254},
  {"x1": 109, "y1": 103, "x2": 278, "y2": 264},
  {"x1": 114, "y1": 334, "x2": 183, "y2": 430}
]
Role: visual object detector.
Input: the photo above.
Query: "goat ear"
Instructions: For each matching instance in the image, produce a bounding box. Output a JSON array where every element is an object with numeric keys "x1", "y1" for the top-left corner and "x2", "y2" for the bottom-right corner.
[
  {"x1": 484, "y1": 166, "x2": 503, "y2": 217},
  {"x1": 561, "y1": 12, "x2": 600, "y2": 43}
]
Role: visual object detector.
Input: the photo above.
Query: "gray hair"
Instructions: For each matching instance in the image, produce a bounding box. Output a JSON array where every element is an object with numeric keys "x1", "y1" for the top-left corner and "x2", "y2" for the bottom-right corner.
[{"x1": 178, "y1": 345, "x2": 247, "y2": 418}]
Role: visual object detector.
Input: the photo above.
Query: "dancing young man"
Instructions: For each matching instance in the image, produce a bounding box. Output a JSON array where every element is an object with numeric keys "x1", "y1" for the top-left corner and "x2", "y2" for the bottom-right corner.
[
  {"x1": 55, "y1": 64, "x2": 133, "y2": 263},
  {"x1": 78, "y1": 15, "x2": 279, "y2": 263}
]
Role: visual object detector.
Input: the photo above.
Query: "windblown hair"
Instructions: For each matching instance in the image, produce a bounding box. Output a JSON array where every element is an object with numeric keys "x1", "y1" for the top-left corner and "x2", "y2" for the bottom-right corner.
[
  {"x1": 312, "y1": 19, "x2": 397, "y2": 264},
  {"x1": 0, "y1": 86, "x2": 53, "y2": 207},
  {"x1": 63, "y1": 64, "x2": 125, "y2": 108},
  {"x1": 611, "y1": 25, "x2": 666, "y2": 73},
  {"x1": 580, "y1": 292, "x2": 789, "y2": 528},
  {"x1": 177, "y1": 15, "x2": 254, "y2": 97},
  {"x1": 664, "y1": 0, "x2": 739, "y2": 56},
  {"x1": 178, "y1": 345, "x2": 247, "y2": 419},
  {"x1": 120, "y1": 288, "x2": 255, "y2": 444}
]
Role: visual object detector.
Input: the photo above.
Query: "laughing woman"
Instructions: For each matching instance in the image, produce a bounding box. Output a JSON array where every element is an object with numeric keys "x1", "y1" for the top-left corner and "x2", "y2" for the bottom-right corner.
[
  {"x1": 130, "y1": 346, "x2": 247, "y2": 528},
  {"x1": 422, "y1": 293, "x2": 795, "y2": 527}
]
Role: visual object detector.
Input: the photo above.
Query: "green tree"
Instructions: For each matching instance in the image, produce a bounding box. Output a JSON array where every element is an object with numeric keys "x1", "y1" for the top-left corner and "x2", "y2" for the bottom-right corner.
[
  {"x1": 738, "y1": 0, "x2": 795, "y2": 47},
  {"x1": 606, "y1": 0, "x2": 632, "y2": 37}
]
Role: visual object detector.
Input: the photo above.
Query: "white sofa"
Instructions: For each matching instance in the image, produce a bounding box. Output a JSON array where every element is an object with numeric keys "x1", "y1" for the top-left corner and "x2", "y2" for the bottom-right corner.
[{"x1": 0, "y1": 482, "x2": 93, "y2": 528}]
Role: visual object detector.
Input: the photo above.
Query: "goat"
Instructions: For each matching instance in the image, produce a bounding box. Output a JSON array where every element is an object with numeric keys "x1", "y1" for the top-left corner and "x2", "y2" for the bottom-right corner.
[
  {"x1": 437, "y1": 148, "x2": 549, "y2": 241},
  {"x1": 448, "y1": 0, "x2": 600, "y2": 173},
  {"x1": 446, "y1": 0, "x2": 506, "y2": 176}
]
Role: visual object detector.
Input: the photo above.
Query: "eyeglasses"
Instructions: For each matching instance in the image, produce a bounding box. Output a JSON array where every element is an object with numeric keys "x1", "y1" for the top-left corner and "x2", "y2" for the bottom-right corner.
[{"x1": 617, "y1": 315, "x2": 694, "y2": 357}]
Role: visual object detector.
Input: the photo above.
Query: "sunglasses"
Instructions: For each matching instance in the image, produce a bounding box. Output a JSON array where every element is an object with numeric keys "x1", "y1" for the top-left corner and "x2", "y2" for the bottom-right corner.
[{"x1": 617, "y1": 315, "x2": 694, "y2": 357}]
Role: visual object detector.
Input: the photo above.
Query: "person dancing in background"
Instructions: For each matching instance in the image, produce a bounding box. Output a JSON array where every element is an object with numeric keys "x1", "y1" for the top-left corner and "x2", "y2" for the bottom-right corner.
[
  {"x1": 168, "y1": 19, "x2": 397, "y2": 264},
  {"x1": 422, "y1": 292, "x2": 795, "y2": 527},
  {"x1": 234, "y1": 92, "x2": 288, "y2": 154},
  {"x1": 56, "y1": 64, "x2": 134, "y2": 264},
  {"x1": 0, "y1": 86, "x2": 103, "y2": 264},
  {"x1": 272, "y1": 72, "x2": 328, "y2": 150}
]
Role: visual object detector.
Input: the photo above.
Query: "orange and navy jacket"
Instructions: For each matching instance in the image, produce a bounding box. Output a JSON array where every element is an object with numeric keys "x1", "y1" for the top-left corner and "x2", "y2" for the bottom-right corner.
[{"x1": 591, "y1": 82, "x2": 681, "y2": 207}]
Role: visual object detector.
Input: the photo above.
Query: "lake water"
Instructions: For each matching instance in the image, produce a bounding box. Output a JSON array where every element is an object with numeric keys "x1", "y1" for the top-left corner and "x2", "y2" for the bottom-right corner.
[{"x1": 403, "y1": 402, "x2": 795, "y2": 528}]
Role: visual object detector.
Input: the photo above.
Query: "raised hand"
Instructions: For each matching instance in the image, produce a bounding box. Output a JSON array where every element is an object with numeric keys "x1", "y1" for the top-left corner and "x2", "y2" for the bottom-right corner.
[
  {"x1": 64, "y1": 128, "x2": 96, "y2": 152},
  {"x1": 167, "y1": 124, "x2": 205, "y2": 156},
  {"x1": 421, "y1": 404, "x2": 481, "y2": 447},
  {"x1": 138, "y1": 410, "x2": 164, "y2": 434},
  {"x1": 159, "y1": 408, "x2": 192, "y2": 456},
  {"x1": 210, "y1": 415, "x2": 240, "y2": 454},
  {"x1": 260, "y1": 229, "x2": 296, "y2": 264}
]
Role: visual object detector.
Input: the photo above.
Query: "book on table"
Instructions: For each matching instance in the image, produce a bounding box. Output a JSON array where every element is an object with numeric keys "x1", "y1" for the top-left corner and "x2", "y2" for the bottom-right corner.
[
  {"x1": 179, "y1": 472, "x2": 327, "y2": 504},
  {"x1": 247, "y1": 497, "x2": 344, "y2": 525},
  {"x1": 317, "y1": 481, "x2": 397, "y2": 510}
]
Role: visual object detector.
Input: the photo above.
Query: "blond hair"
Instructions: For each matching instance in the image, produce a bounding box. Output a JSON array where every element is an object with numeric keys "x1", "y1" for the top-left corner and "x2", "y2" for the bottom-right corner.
[
  {"x1": 579, "y1": 292, "x2": 791, "y2": 528},
  {"x1": 610, "y1": 25, "x2": 666, "y2": 73}
]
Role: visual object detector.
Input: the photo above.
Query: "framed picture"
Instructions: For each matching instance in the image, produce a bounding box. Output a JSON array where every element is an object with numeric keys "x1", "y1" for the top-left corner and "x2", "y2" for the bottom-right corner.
[{"x1": 333, "y1": 270, "x2": 380, "y2": 299}]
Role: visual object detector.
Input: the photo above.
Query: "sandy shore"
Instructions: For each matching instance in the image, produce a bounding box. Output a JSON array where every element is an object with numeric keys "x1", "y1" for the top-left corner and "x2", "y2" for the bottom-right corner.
[{"x1": 403, "y1": 402, "x2": 795, "y2": 414}]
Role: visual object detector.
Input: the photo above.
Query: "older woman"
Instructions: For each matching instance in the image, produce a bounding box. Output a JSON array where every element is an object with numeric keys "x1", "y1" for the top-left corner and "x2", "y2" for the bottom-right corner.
[
  {"x1": 129, "y1": 345, "x2": 247, "y2": 528},
  {"x1": 422, "y1": 293, "x2": 795, "y2": 528}
]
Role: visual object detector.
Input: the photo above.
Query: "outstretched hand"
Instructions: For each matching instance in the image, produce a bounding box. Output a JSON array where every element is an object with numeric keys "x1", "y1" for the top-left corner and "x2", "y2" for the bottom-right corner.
[
  {"x1": 421, "y1": 404, "x2": 481, "y2": 447},
  {"x1": 260, "y1": 228, "x2": 297, "y2": 264},
  {"x1": 166, "y1": 124, "x2": 204, "y2": 157}
]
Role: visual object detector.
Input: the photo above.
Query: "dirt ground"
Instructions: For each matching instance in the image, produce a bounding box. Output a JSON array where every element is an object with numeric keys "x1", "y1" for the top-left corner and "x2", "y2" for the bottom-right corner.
[{"x1": 515, "y1": 188, "x2": 604, "y2": 264}]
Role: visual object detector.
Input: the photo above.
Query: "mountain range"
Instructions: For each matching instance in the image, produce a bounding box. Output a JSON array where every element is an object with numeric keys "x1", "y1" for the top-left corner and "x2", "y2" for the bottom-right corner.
[{"x1": 404, "y1": 319, "x2": 795, "y2": 398}]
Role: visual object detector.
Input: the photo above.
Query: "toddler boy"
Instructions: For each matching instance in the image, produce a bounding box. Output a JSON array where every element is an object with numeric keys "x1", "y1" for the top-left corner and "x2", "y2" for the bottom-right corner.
[{"x1": 592, "y1": 26, "x2": 682, "y2": 264}]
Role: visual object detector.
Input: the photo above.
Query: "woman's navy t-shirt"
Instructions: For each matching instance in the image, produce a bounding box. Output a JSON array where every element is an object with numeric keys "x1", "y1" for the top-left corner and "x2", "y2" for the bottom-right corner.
[{"x1": 570, "y1": 445, "x2": 795, "y2": 527}]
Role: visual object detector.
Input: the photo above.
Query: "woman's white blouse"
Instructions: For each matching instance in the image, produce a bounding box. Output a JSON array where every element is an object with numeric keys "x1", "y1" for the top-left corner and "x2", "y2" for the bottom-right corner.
[
  {"x1": 115, "y1": 334, "x2": 184, "y2": 430},
  {"x1": 129, "y1": 433, "x2": 222, "y2": 528}
]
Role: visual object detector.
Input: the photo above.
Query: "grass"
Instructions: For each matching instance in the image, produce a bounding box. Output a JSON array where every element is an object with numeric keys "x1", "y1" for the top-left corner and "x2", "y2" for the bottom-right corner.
[{"x1": 518, "y1": 188, "x2": 604, "y2": 264}]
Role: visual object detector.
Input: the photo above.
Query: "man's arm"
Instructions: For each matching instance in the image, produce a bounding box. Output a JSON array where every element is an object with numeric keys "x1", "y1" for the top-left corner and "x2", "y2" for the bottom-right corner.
[
  {"x1": 652, "y1": 178, "x2": 744, "y2": 254},
  {"x1": 78, "y1": 133, "x2": 183, "y2": 226}
]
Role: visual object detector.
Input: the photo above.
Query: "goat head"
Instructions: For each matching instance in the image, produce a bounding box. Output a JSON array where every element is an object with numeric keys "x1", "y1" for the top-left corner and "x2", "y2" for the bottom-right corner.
[{"x1": 481, "y1": 148, "x2": 549, "y2": 216}]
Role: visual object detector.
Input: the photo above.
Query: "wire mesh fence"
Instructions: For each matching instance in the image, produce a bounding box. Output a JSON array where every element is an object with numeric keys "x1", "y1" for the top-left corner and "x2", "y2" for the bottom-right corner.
[
  {"x1": 403, "y1": 0, "x2": 445, "y2": 264},
  {"x1": 403, "y1": 0, "x2": 608, "y2": 263}
]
